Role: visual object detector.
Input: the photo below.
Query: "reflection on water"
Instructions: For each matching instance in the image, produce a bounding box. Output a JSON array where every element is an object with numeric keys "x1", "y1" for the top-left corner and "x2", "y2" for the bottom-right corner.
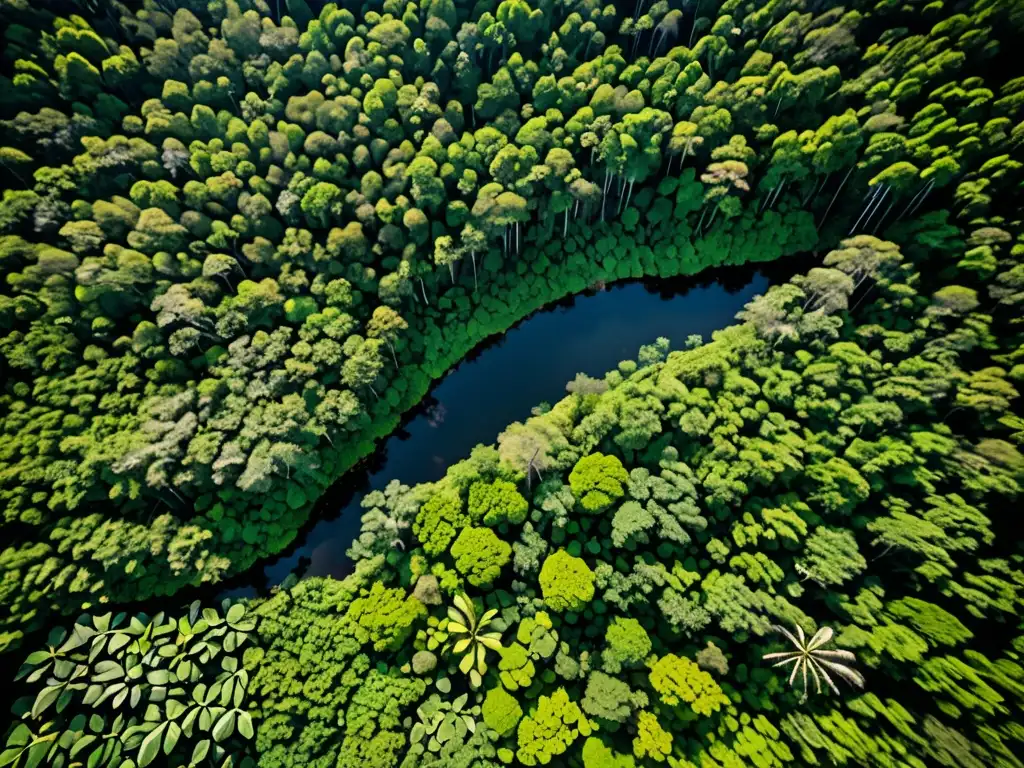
[{"x1": 425, "y1": 402, "x2": 448, "y2": 428}]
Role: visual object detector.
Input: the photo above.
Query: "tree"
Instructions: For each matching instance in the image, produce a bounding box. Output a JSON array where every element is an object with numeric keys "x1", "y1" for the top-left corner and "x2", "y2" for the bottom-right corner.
[
  {"x1": 763, "y1": 624, "x2": 864, "y2": 702},
  {"x1": 415, "y1": 488, "x2": 470, "y2": 556},
  {"x1": 885, "y1": 598, "x2": 972, "y2": 648},
  {"x1": 444, "y1": 593, "x2": 504, "y2": 689},
  {"x1": 793, "y1": 268, "x2": 855, "y2": 313},
  {"x1": 539, "y1": 550, "x2": 595, "y2": 612},
  {"x1": 602, "y1": 617, "x2": 652, "y2": 675},
  {"x1": 632, "y1": 712, "x2": 672, "y2": 763},
  {"x1": 468, "y1": 479, "x2": 529, "y2": 526},
  {"x1": 796, "y1": 527, "x2": 866, "y2": 586},
  {"x1": 342, "y1": 336, "x2": 385, "y2": 399},
  {"x1": 823, "y1": 236, "x2": 903, "y2": 290},
  {"x1": 460, "y1": 224, "x2": 487, "y2": 291},
  {"x1": 583, "y1": 736, "x2": 637, "y2": 768},
  {"x1": 450, "y1": 526, "x2": 512, "y2": 587},
  {"x1": 366, "y1": 305, "x2": 408, "y2": 366},
  {"x1": 696, "y1": 642, "x2": 729, "y2": 676},
  {"x1": 127, "y1": 208, "x2": 188, "y2": 254},
  {"x1": 433, "y1": 234, "x2": 462, "y2": 282},
  {"x1": 648, "y1": 654, "x2": 729, "y2": 716},
  {"x1": 569, "y1": 453, "x2": 629, "y2": 513},
  {"x1": 582, "y1": 671, "x2": 644, "y2": 723},
  {"x1": 516, "y1": 688, "x2": 593, "y2": 766},
  {"x1": 300, "y1": 181, "x2": 343, "y2": 227},
  {"x1": 498, "y1": 641, "x2": 537, "y2": 692},
  {"x1": 344, "y1": 581, "x2": 426, "y2": 651},
  {"x1": 482, "y1": 686, "x2": 522, "y2": 737},
  {"x1": 611, "y1": 500, "x2": 656, "y2": 548}
]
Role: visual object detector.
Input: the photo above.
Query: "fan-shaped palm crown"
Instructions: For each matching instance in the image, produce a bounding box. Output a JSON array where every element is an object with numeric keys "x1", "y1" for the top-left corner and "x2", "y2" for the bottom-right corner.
[
  {"x1": 445, "y1": 593, "x2": 503, "y2": 688},
  {"x1": 763, "y1": 623, "x2": 864, "y2": 702}
]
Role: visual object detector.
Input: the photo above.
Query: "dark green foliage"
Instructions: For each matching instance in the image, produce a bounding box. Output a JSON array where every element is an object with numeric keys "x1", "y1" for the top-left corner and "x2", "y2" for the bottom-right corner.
[
  {"x1": 0, "y1": 0, "x2": 1019, "y2": 654},
  {"x1": 7, "y1": 223, "x2": 1024, "y2": 764},
  {"x1": 1, "y1": 601, "x2": 255, "y2": 768},
  {"x1": 1, "y1": 0, "x2": 1024, "y2": 766}
]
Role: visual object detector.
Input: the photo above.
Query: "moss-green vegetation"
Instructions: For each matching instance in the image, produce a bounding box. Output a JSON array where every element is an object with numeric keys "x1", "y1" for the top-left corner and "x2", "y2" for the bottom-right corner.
[
  {"x1": 2, "y1": 0, "x2": 1021, "y2": 648},
  {"x1": 7, "y1": 219, "x2": 1024, "y2": 765},
  {"x1": 1, "y1": 0, "x2": 1023, "y2": 764}
]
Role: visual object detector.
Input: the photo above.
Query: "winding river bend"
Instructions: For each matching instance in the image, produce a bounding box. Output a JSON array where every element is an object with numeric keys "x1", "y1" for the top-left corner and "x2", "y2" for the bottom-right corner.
[{"x1": 220, "y1": 260, "x2": 804, "y2": 599}]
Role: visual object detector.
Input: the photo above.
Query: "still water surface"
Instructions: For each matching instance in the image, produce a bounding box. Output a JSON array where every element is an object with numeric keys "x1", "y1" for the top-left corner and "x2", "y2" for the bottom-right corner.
[{"x1": 222, "y1": 263, "x2": 785, "y2": 597}]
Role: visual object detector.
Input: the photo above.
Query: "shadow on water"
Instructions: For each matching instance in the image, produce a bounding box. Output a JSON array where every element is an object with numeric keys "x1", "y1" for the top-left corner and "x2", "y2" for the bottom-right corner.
[{"x1": 217, "y1": 256, "x2": 810, "y2": 600}]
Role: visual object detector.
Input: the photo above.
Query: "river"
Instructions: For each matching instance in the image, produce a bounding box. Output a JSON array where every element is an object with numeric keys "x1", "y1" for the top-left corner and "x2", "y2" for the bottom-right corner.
[{"x1": 218, "y1": 260, "x2": 796, "y2": 598}]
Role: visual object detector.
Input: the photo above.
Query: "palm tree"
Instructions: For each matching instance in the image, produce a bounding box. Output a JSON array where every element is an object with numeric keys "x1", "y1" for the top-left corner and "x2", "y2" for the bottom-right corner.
[
  {"x1": 445, "y1": 594, "x2": 503, "y2": 689},
  {"x1": 763, "y1": 624, "x2": 864, "y2": 702}
]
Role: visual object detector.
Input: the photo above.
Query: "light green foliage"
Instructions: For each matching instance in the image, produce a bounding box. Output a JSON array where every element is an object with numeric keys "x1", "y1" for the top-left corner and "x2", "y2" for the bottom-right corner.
[
  {"x1": 498, "y1": 642, "x2": 536, "y2": 691},
  {"x1": 516, "y1": 612, "x2": 559, "y2": 661},
  {"x1": 516, "y1": 687, "x2": 593, "y2": 766},
  {"x1": 885, "y1": 598, "x2": 973, "y2": 648},
  {"x1": 482, "y1": 686, "x2": 523, "y2": 737},
  {"x1": 244, "y1": 567, "x2": 384, "y2": 768},
  {"x1": 570, "y1": 453, "x2": 630, "y2": 512},
  {"x1": 582, "y1": 736, "x2": 636, "y2": 767},
  {"x1": 344, "y1": 581, "x2": 426, "y2": 652},
  {"x1": 406, "y1": 692, "x2": 481, "y2": 761},
  {"x1": 611, "y1": 500, "x2": 656, "y2": 548},
  {"x1": 649, "y1": 654, "x2": 730, "y2": 716},
  {"x1": 450, "y1": 526, "x2": 512, "y2": 588},
  {"x1": 498, "y1": 612, "x2": 559, "y2": 690},
  {"x1": 468, "y1": 479, "x2": 529, "y2": 526},
  {"x1": 337, "y1": 669, "x2": 427, "y2": 768},
  {"x1": 539, "y1": 550, "x2": 596, "y2": 612},
  {"x1": 415, "y1": 489, "x2": 470, "y2": 556},
  {"x1": 601, "y1": 617, "x2": 652, "y2": 675},
  {"x1": 797, "y1": 527, "x2": 866, "y2": 586},
  {"x1": 632, "y1": 711, "x2": 672, "y2": 762}
]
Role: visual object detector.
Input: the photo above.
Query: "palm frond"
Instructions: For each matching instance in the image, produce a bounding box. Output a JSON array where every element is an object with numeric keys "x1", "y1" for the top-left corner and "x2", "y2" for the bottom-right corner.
[
  {"x1": 808, "y1": 657, "x2": 836, "y2": 696},
  {"x1": 444, "y1": 593, "x2": 503, "y2": 689},
  {"x1": 808, "y1": 626, "x2": 833, "y2": 651},
  {"x1": 816, "y1": 657, "x2": 866, "y2": 689}
]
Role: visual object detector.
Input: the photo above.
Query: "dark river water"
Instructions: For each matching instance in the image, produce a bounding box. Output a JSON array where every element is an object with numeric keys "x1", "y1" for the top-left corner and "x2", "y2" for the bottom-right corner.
[{"x1": 218, "y1": 260, "x2": 798, "y2": 598}]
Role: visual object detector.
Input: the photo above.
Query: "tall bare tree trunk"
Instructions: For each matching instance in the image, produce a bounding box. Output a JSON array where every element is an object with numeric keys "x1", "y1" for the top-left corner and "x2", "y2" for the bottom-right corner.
[
  {"x1": 860, "y1": 184, "x2": 889, "y2": 232},
  {"x1": 817, "y1": 165, "x2": 854, "y2": 231},
  {"x1": 848, "y1": 183, "x2": 883, "y2": 233}
]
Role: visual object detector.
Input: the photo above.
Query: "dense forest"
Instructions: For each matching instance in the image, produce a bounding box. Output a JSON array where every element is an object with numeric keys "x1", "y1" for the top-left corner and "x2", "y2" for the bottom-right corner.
[{"x1": 0, "y1": 0, "x2": 1022, "y2": 765}]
